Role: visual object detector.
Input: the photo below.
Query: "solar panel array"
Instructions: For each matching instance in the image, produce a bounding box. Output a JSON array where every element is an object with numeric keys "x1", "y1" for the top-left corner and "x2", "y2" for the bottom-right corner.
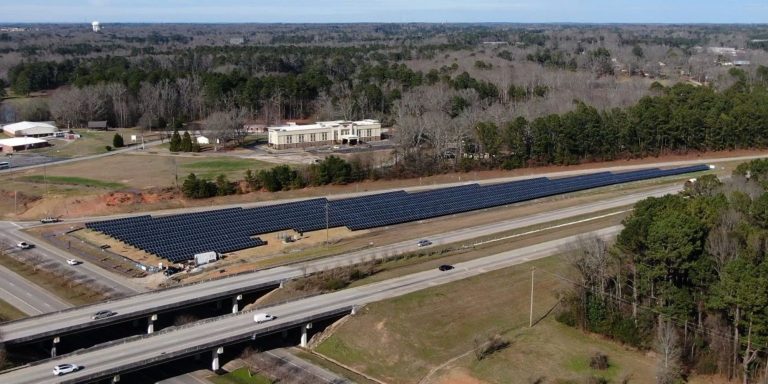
[{"x1": 86, "y1": 164, "x2": 709, "y2": 262}]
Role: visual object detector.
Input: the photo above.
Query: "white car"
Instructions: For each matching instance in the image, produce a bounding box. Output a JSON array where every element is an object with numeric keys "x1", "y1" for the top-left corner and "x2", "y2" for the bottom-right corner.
[
  {"x1": 253, "y1": 313, "x2": 276, "y2": 323},
  {"x1": 66, "y1": 259, "x2": 81, "y2": 266},
  {"x1": 16, "y1": 242, "x2": 31, "y2": 249},
  {"x1": 52, "y1": 363, "x2": 80, "y2": 376}
]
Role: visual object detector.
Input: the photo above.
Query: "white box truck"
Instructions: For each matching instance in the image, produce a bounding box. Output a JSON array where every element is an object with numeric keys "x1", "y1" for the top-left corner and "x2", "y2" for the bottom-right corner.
[{"x1": 194, "y1": 251, "x2": 219, "y2": 266}]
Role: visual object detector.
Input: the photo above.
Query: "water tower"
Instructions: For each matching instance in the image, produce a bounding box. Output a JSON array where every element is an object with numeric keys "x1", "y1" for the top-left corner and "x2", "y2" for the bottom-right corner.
[{"x1": 91, "y1": 21, "x2": 101, "y2": 32}]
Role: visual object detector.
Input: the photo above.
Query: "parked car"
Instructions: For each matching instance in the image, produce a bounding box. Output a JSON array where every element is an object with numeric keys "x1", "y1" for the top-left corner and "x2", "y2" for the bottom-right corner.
[
  {"x1": 417, "y1": 239, "x2": 432, "y2": 247},
  {"x1": 16, "y1": 242, "x2": 31, "y2": 249},
  {"x1": 66, "y1": 259, "x2": 81, "y2": 266},
  {"x1": 92, "y1": 310, "x2": 117, "y2": 320},
  {"x1": 52, "y1": 363, "x2": 80, "y2": 376},
  {"x1": 438, "y1": 264, "x2": 454, "y2": 271},
  {"x1": 253, "y1": 313, "x2": 276, "y2": 324},
  {"x1": 40, "y1": 217, "x2": 60, "y2": 224}
]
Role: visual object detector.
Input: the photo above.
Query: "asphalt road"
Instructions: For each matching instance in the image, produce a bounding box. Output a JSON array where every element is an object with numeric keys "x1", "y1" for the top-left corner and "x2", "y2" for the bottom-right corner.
[
  {"x1": 0, "y1": 184, "x2": 680, "y2": 344},
  {"x1": 0, "y1": 140, "x2": 164, "y2": 176},
  {"x1": 0, "y1": 226, "x2": 621, "y2": 384},
  {"x1": 0, "y1": 264, "x2": 70, "y2": 315}
]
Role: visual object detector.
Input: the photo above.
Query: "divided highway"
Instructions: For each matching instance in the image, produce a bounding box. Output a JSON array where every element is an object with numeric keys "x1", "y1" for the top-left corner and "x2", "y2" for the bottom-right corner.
[
  {"x1": 0, "y1": 185, "x2": 681, "y2": 345},
  {"x1": 0, "y1": 226, "x2": 621, "y2": 384}
]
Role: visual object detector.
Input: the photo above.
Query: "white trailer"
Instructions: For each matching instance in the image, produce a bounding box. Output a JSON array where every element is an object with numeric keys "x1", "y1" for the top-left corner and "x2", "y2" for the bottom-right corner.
[{"x1": 194, "y1": 251, "x2": 219, "y2": 266}]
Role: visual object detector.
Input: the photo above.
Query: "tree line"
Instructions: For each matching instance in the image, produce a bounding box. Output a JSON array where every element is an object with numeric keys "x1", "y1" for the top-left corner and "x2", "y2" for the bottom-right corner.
[
  {"x1": 181, "y1": 155, "x2": 373, "y2": 198},
  {"x1": 393, "y1": 71, "x2": 768, "y2": 177},
  {"x1": 558, "y1": 159, "x2": 768, "y2": 383}
]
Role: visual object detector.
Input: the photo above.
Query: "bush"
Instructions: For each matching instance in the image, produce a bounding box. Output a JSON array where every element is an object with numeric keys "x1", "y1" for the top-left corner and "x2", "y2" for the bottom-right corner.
[
  {"x1": 105, "y1": 145, "x2": 112, "y2": 151},
  {"x1": 589, "y1": 352, "x2": 609, "y2": 370},
  {"x1": 112, "y1": 133, "x2": 124, "y2": 148},
  {"x1": 474, "y1": 334, "x2": 510, "y2": 361}
]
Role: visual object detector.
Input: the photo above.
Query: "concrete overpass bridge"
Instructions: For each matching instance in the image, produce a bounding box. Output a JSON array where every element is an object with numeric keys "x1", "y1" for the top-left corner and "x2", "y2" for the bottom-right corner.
[{"x1": 0, "y1": 227, "x2": 620, "y2": 384}]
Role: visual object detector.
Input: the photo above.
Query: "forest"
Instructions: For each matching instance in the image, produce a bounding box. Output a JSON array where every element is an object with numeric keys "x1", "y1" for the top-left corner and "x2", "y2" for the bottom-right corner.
[
  {"x1": 1, "y1": 23, "x2": 768, "y2": 175},
  {"x1": 558, "y1": 159, "x2": 768, "y2": 383}
]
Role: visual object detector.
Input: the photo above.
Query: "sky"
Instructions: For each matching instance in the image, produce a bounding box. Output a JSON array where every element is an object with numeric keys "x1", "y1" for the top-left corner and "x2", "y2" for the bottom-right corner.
[{"x1": 0, "y1": 0, "x2": 766, "y2": 24}]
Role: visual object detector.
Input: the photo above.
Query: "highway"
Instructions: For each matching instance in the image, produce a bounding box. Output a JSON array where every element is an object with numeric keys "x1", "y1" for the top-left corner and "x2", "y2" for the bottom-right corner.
[
  {"x1": 0, "y1": 264, "x2": 70, "y2": 315},
  {"x1": 0, "y1": 184, "x2": 680, "y2": 344},
  {"x1": 0, "y1": 221, "x2": 143, "y2": 316},
  {"x1": 0, "y1": 226, "x2": 621, "y2": 384}
]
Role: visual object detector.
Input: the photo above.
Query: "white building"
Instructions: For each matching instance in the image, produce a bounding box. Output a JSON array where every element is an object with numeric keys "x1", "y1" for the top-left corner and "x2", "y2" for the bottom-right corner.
[
  {"x1": 92, "y1": 21, "x2": 101, "y2": 32},
  {"x1": 268, "y1": 119, "x2": 382, "y2": 150},
  {"x1": 2, "y1": 121, "x2": 58, "y2": 137},
  {"x1": 0, "y1": 137, "x2": 49, "y2": 153}
]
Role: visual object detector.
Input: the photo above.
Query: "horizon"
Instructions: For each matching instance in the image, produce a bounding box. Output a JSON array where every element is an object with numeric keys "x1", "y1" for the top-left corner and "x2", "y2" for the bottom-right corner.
[{"x1": 1, "y1": 1, "x2": 767, "y2": 24}]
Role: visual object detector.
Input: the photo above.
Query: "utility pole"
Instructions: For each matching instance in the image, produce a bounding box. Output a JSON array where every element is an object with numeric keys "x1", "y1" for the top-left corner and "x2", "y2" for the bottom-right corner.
[
  {"x1": 529, "y1": 266, "x2": 535, "y2": 327},
  {"x1": 325, "y1": 200, "x2": 330, "y2": 245}
]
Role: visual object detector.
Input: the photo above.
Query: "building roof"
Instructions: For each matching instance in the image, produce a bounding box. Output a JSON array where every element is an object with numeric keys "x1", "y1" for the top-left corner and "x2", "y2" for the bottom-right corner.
[
  {"x1": 0, "y1": 137, "x2": 47, "y2": 147},
  {"x1": 268, "y1": 119, "x2": 380, "y2": 132},
  {"x1": 2, "y1": 121, "x2": 58, "y2": 134},
  {"x1": 87, "y1": 121, "x2": 108, "y2": 128}
]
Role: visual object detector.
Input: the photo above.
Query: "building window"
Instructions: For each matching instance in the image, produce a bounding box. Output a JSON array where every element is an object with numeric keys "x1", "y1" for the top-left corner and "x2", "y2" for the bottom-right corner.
[
  {"x1": 322, "y1": 132, "x2": 328, "y2": 141},
  {"x1": 298, "y1": 134, "x2": 304, "y2": 143},
  {"x1": 310, "y1": 134, "x2": 316, "y2": 142},
  {"x1": 366, "y1": 129, "x2": 372, "y2": 137},
  {"x1": 341, "y1": 129, "x2": 350, "y2": 135},
  {"x1": 286, "y1": 135, "x2": 293, "y2": 144}
]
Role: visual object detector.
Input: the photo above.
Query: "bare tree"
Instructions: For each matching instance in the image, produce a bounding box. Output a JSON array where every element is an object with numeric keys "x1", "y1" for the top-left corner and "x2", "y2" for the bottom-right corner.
[
  {"x1": 104, "y1": 82, "x2": 132, "y2": 128},
  {"x1": 203, "y1": 108, "x2": 248, "y2": 150},
  {"x1": 49, "y1": 88, "x2": 86, "y2": 128},
  {"x1": 656, "y1": 317, "x2": 682, "y2": 384},
  {"x1": 568, "y1": 235, "x2": 611, "y2": 296}
]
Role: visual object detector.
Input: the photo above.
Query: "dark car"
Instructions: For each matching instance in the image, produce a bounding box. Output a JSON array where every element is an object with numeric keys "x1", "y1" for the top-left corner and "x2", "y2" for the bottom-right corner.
[
  {"x1": 438, "y1": 264, "x2": 454, "y2": 271},
  {"x1": 417, "y1": 239, "x2": 432, "y2": 247},
  {"x1": 91, "y1": 310, "x2": 117, "y2": 320}
]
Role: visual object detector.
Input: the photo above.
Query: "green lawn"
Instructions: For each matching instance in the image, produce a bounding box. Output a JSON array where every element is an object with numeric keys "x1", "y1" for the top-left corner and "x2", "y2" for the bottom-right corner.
[
  {"x1": 181, "y1": 158, "x2": 271, "y2": 179},
  {"x1": 31, "y1": 128, "x2": 147, "y2": 158},
  {"x1": 20, "y1": 175, "x2": 126, "y2": 189},
  {"x1": 207, "y1": 368, "x2": 272, "y2": 384}
]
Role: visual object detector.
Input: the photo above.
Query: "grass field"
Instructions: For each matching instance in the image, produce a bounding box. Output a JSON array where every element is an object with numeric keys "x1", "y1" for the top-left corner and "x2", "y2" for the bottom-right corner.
[
  {"x1": 0, "y1": 299, "x2": 26, "y2": 322},
  {"x1": 20, "y1": 175, "x2": 126, "y2": 189},
  {"x1": 314, "y1": 254, "x2": 658, "y2": 384},
  {"x1": 181, "y1": 158, "x2": 271, "y2": 179},
  {"x1": 207, "y1": 368, "x2": 272, "y2": 384},
  {"x1": 30, "y1": 128, "x2": 152, "y2": 158}
]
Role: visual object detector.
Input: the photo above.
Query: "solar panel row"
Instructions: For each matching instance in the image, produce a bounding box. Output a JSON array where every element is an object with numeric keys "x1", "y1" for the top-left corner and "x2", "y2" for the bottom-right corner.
[{"x1": 86, "y1": 165, "x2": 709, "y2": 262}]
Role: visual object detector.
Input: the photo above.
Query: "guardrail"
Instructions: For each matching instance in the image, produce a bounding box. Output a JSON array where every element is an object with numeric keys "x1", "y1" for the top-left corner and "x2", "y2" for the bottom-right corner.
[
  {"x1": 56, "y1": 306, "x2": 355, "y2": 384},
  {"x1": 1, "y1": 279, "x2": 281, "y2": 344}
]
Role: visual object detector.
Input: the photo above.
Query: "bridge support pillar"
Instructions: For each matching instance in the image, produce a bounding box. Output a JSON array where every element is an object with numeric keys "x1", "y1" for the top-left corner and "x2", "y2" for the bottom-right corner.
[
  {"x1": 147, "y1": 313, "x2": 158, "y2": 334},
  {"x1": 212, "y1": 346, "x2": 223, "y2": 371},
  {"x1": 232, "y1": 294, "x2": 242, "y2": 313},
  {"x1": 300, "y1": 323, "x2": 312, "y2": 348},
  {"x1": 51, "y1": 336, "x2": 60, "y2": 357}
]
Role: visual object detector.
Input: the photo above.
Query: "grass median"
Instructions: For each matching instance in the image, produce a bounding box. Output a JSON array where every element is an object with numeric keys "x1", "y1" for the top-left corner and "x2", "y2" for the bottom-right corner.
[{"x1": 0, "y1": 299, "x2": 26, "y2": 322}]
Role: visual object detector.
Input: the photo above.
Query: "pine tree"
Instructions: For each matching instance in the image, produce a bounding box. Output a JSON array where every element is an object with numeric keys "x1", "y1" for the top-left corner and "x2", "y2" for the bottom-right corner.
[
  {"x1": 181, "y1": 132, "x2": 193, "y2": 152},
  {"x1": 170, "y1": 130, "x2": 182, "y2": 152},
  {"x1": 112, "y1": 133, "x2": 124, "y2": 148}
]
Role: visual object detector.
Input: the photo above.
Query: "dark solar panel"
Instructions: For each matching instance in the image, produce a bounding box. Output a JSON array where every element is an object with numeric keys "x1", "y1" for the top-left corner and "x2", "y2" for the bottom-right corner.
[{"x1": 85, "y1": 165, "x2": 708, "y2": 261}]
